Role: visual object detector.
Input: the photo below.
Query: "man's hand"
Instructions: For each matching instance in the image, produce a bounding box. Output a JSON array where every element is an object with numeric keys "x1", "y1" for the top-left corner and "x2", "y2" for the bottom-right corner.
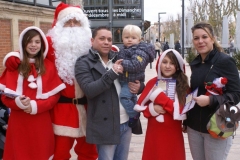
[
  {"x1": 113, "y1": 59, "x2": 123, "y2": 74},
  {"x1": 129, "y1": 80, "x2": 140, "y2": 94}
]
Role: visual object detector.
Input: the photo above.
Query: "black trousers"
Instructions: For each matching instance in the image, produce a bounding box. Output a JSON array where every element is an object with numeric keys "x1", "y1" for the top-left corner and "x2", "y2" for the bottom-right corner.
[{"x1": 155, "y1": 50, "x2": 160, "y2": 58}]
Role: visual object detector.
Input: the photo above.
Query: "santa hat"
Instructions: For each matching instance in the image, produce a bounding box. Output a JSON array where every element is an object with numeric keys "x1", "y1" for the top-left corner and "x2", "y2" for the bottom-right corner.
[
  {"x1": 52, "y1": 2, "x2": 84, "y2": 27},
  {"x1": 213, "y1": 77, "x2": 227, "y2": 88},
  {"x1": 111, "y1": 45, "x2": 120, "y2": 52}
]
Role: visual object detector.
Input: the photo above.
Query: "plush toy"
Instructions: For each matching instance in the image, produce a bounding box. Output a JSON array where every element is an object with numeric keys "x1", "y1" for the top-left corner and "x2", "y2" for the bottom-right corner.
[
  {"x1": 218, "y1": 103, "x2": 240, "y2": 128},
  {"x1": 205, "y1": 77, "x2": 227, "y2": 96}
]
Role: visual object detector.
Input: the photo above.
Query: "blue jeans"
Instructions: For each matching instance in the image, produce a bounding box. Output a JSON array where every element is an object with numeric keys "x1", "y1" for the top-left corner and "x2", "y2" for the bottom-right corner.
[
  {"x1": 120, "y1": 81, "x2": 138, "y2": 118},
  {"x1": 187, "y1": 126, "x2": 232, "y2": 160},
  {"x1": 97, "y1": 122, "x2": 132, "y2": 160}
]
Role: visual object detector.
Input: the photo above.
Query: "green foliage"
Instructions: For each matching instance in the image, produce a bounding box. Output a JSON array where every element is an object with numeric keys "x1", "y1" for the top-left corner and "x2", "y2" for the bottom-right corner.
[
  {"x1": 232, "y1": 50, "x2": 240, "y2": 70},
  {"x1": 186, "y1": 48, "x2": 197, "y2": 64}
]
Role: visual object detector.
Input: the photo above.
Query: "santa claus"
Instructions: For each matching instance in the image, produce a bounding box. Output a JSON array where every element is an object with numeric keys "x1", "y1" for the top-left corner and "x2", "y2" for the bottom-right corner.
[{"x1": 4, "y1": 2, "x2": 98, "y2": 160}]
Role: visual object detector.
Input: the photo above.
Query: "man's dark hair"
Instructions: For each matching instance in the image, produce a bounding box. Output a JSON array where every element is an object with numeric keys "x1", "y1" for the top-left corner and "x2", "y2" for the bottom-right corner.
[{"x1": 92, "y1": 26, "x2": 111, "y2": 38}]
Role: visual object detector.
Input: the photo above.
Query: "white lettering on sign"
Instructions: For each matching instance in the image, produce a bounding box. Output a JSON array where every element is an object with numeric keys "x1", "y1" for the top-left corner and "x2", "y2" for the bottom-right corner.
[{"x1": 83, "y1": 8, "x2": 141, "y2": 19}]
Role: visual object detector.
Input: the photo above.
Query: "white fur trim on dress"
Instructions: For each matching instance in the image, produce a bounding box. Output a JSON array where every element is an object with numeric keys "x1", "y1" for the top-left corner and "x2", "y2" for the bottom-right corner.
[
  {"x1": 173, "y1": 94, "x2": 186, "y2": 120},
  {"x1": 3, "y1": 52, "x2": 20, "y2": 67},
  {"x1": 134, "y1": 104, "x2": 147, "y2": 112},
  {"x1": 148, "y1": 102, "x2": 159, "y2": 116},
  {"x1": 149, "y1": 88, "x2": 163, "y2": 102},
  {"x1": 0, "y1": 84, "x2": 6, "y2": 91},
  {"x1": 48, "y1": 155, "x2": 53, "y2": 160},
  {"x1": 15, "y1": 96, "x2": 28, "y2": 109},
  {"x1": 30, "y1": 100, "x2": 37, "y2": 115},
  {"x1": 156, "y1": 115, "x2": 164, "y2": 122}
]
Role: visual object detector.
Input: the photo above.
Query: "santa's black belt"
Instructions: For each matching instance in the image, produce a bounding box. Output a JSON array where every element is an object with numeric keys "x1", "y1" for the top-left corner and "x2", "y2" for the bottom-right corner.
[{"x1": 58, "y1": 95, "x2": 87, "y2": 105}]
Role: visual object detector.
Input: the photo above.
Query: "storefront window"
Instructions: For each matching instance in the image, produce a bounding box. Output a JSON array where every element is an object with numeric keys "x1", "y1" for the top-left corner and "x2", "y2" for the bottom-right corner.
[
  {"x1": 84, "y1": 7, "x2": 109, "y2": 19},
  {"x1": 113, "y1": 6, "x2": 141, "y2": 19},
  {"x1": 113, "y1": 28, "x2": 123, "y2": 43},
  {"x1": 114, "y1": 0, "x2": 140, "y2": 4},
  {"x1": 84, "y1": 0, "x2": 108, "y2": 5}
]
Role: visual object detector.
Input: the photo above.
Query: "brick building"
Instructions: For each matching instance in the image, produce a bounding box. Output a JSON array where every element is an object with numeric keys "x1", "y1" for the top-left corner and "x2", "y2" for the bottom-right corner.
[{"x1": 0, "y1": 0, "x2": 68, "y2": 73}]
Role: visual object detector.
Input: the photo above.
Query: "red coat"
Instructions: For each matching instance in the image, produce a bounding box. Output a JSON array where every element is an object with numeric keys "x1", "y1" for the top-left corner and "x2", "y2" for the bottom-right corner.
[
  {"x1": 47, "y1": 37, "x2": 87, "y2": 138},
  {"x1": 0, "y1": 57, "x2": 65, "y2": 160},
  {"x1": 136, "y1": 77, "x2": 186, "y2": 160}
]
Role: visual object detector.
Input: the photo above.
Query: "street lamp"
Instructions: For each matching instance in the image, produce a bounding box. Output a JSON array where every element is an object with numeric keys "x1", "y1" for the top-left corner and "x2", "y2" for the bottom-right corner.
[{"x1": 158, "y1": 12, "x2": 166, "y2": 42}]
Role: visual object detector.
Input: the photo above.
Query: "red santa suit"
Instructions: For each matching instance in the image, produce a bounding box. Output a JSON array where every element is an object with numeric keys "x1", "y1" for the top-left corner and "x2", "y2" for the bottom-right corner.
[
  {"x1": 134, "y1": 49, "x2": 186, "y2": 160},
  {"x1": 0, "y1": 26, "x2": 66, "y2": 160},
  {"x1": 45, "y1": 3, "x2": 97, "y2": 159}
]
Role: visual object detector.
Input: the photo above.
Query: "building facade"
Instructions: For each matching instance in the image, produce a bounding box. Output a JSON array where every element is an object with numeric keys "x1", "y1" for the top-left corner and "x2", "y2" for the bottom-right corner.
[
  {"x1": 0, "y1": 0, "x2": 144, "y2": 73},
  {"x1": 83, "y1": 0, "x2": 144, "y2": 47}
]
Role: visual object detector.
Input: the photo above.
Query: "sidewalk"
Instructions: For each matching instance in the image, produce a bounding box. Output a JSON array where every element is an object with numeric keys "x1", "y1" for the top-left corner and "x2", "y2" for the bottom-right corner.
[
  {"x1": 128, "y1": 59, "x2": 240, "y2": 160},
  {"x1": 71, "y1": 59, "x2": 240, "y2": 160}
]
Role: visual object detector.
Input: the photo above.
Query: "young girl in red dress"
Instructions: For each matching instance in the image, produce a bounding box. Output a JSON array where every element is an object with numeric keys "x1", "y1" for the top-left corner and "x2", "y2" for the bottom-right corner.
[
  {"x1": 0, "y1": 26, "x2": 65, "y2": 160},
  {"x1": 134, "y1": 49, "x2": 189, "y2": 160}
]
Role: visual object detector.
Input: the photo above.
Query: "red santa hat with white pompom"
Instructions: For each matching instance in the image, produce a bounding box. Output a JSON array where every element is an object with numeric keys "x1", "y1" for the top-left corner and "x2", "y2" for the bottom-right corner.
[{"x1": 51, "y1": 2, "x2": 84, "y2": 27}]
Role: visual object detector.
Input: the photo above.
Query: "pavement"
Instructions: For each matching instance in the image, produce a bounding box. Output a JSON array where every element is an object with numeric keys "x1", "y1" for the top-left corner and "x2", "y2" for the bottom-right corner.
[{"x1": 71, "y1": 58, "x2": 240, "y2": 160}]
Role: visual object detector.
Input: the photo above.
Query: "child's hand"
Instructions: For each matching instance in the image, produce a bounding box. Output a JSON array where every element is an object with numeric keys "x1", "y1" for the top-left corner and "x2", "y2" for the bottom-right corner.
[
  {"x1": 23, "y1": 105, "x2": 32, "y2": 114},
  {"x1": 20, "y1": 95, "x2": 30, "y2": 106},
  {"x1": 154, "y1": 104, "x2": 166, "y2": 114}
]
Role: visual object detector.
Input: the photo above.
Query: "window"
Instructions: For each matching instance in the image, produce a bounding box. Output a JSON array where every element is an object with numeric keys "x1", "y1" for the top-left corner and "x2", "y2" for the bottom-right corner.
[
  {"x1": 113, "y1": 28, "x2": 123, "y2": 43},
  {"x1": 113, "y1": 6, "x2": 141, "y2": 19}
]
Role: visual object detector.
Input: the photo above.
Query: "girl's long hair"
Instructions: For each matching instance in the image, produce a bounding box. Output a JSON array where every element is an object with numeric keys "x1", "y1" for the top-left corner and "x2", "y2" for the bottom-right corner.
[
  {"x1": 166, "y1": 52, "x2": 189, "y2": 105},
  {"x1": 18, "y1": 29, "x2": 45, "y2": 78}
]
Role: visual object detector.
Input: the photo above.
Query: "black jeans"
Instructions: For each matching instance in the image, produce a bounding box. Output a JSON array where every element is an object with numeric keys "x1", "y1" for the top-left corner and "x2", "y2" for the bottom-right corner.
[{"x1": 155, "y1": 50, "x2": 160, "y2": 58}]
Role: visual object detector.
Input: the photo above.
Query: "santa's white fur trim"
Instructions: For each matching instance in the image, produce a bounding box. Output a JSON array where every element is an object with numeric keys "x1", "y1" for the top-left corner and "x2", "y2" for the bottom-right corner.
[
  {"x1": 156, "y1": 115, "x2": 164, "y2": 122},
  {"x1": 3, "y1": 52, "x2": 20, "y2": 67},
  {"x1": 149, "y1": 87, "x2": 163, "y2": 102},
  {"x1": 157, "y1": 49, "x2": 184, "y2": 79},
  {"x1": 74, "y1": 80, "x2": 87, "y2": 137},
  {"x1": 58, "y1": 7, "x2": 84, "y2": 22},
  {"x1": 15, "y1": 96, "x2": 28, "y2": 109},
  {"x1": 19, "y1": 26, "x2": 48, "y2": 60},
  {"x1": 30, "y1": 100, "x2": 37, "y2": 115},
  {"x1": 149, "y1": 102, "x2": 159, "y2": 116},
  {"x1": 134, "y1": 104, "x2": 147, "y2": 111},
  {"x1": 52, "y1": 123, "x2": 83, "y2": 137}
]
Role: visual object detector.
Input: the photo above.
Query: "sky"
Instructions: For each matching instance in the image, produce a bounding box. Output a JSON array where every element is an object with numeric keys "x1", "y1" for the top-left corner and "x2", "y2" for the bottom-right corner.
[{"x1": 144, "y1": 0, "x2": 189, "y2": 24}]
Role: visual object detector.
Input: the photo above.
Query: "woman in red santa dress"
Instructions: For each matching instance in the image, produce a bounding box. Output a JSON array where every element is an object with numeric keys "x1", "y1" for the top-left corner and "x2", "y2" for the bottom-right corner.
[
  {"x1": 0, "y1": 26, "x2": 65, "y2": 160},
  {"x1": 134, "y1": 49, "x2": 189, "y2": 160}
]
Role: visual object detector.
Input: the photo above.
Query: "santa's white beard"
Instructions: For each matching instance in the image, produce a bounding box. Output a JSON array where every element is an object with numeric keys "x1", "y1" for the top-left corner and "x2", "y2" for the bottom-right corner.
[{"x1": 48, "y1": 26, "x2": 92, "y2": 85}]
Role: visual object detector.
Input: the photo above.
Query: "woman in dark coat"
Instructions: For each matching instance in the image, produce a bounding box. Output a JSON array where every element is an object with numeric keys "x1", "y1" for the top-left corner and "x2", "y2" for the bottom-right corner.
[{"x1": 185, "y1": 22, "x2": 240, "y2": 160}]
